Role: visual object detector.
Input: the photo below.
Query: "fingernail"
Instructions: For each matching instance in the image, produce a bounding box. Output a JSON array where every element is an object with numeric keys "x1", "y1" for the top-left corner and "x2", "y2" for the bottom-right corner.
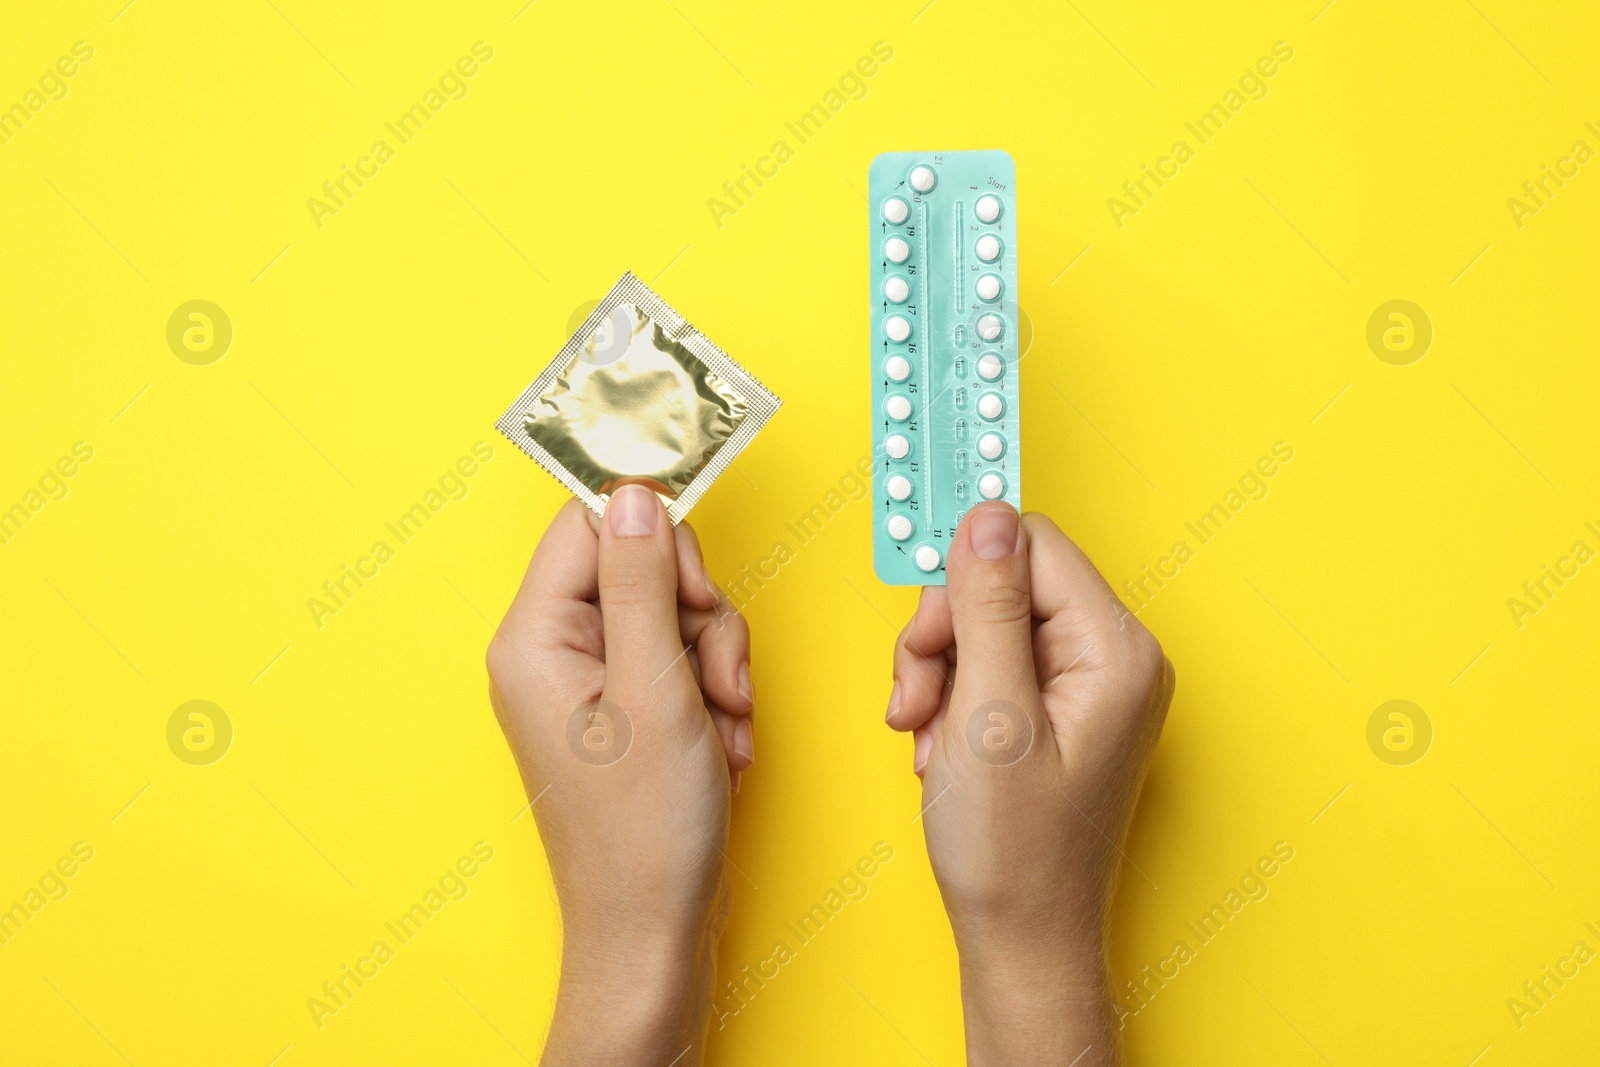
[
  {"x1": 608, "y1": 485, "x2": 658, "y2": 537},
  {"x1": 971, "y1": 507, "x2": 1019, "y2": 560},
  {"x1": 737, "y1": 661, "x2": 753, "y2": 705},
  {"x1": 733, "y1": 718, "x2": 754, "y2": 765},
  {"x1": 913, "y1": 730, "x2": 932, "y2": 775},
  {"x1": 705, "y1": 575, "x2": 719, "y2": 601},
  {"x1": 885, "y1": 680, "x2": 901, "y2": 723},
  {"x1": 730, "y1": 770, "x2": 742, "y2": 794}
]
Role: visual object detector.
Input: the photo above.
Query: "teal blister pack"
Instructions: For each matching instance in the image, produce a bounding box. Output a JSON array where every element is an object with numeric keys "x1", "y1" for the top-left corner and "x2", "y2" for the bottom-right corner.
[{"x1": 869, "y1": 150, "x2": 1020, "y2": 585}]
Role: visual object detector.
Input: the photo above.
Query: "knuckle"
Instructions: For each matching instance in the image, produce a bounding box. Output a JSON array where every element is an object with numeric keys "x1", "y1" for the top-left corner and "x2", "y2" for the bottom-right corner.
[
  {"x1": 962, "y1": 581, "x2": 1032, "y2": 628},
  {"x1": 1118, "y1": 628, "x2": 1170, "y2": 711},
  {"x1": 1131, "y1": 628, "x2": 1164, "y2": 674},
  {"x1": 731, "y1": 617, "x2": 752, "y2": 658},
  {"x1": 1117, "y1": 612, "x2": 1162, "y2": 668},
  {"x1": 599, "y1": 565, "x2": 669, "y2": 609},
  {"x1": 484, "y1": 633, "x2": 528, "y2": 691},
  {"x1": 1131, "y1": 642, "x2": 1165, "y2": 694},
  {"x1": 894, "y1": 621, "x2": 915, "y2": 658},
  {"x1": 720, "y1": 605, "x2": 751, "y2": 645}
]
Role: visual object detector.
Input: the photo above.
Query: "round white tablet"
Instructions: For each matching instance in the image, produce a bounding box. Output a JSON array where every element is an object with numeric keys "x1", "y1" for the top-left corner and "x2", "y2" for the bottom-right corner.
[
  {"x1": 886, "y1": 394, "x2": 912, "y2": 421},
  {"x1": 884, "y1": 236, "x2": 910, "y2": 263},
  {"x1": 886, "y1": 514, "x2": 913, "y2": 541},
  {"x1": 978, "y1": 392, "x2": 1004, "y2": 420},
  {"x1": 977, "y1": 432, "x2": 1005, "y2": 460},
  {"x1": 909, "y1": 165, "x2": 937, "y2": 192},
  {"x1": 886, "y1": 474, "x2": 913, "y2": 501},
  {"x1": 975, "y1": 194, "x2": 1003, "y2": 223},
  {"x1": 884, "y1": 355, "x2": 911, "y2": 382},
  {"x1": 977, "y1": 353, "x2": 1004, "y2": 380},
  {"x1": 978, "y1": 472, "x2": 1006, "y2": 500},
  {"x1": 975, "y1": 234, "x2": 1002, "y2": 262},
  {"x1": 885, "y1": 316, "x2": 911, "y2": 342},
  {"x1": 976, "y1": 314, "x2": 1004, "y2": 341},
  {"x1": 881, "y1": 197, "x2": 910, "y2": 224},
  {"x1": 884, "y1": 433, "x2": 910, "y2": 459},
  {"x1": 976, "y1": 274, "x2": 1003, "y2": 302},
  {"x1": 914, "y1": 544, "x2": 941, "y2": 572},
  {"x1": 884, "y1": 276, "x2": 910, "y2": 303}
]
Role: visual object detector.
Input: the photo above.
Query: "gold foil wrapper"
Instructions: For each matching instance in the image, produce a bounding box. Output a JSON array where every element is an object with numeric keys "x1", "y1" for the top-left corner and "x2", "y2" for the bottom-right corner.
[{"x1": 497, "y1": 273, "x2": 781, "y2": 523}]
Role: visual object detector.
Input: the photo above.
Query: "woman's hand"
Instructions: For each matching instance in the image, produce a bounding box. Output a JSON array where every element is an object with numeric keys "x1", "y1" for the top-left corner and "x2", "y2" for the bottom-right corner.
[
  {"x1": 488, "y1": 486, "x2": 754, "y2": 1067},
  {"x1": 887, "y1": 502, "x2": 1174, "y2": 1065}
]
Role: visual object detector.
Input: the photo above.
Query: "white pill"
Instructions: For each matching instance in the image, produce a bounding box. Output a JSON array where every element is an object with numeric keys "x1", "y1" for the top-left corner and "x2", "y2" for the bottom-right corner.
[
  {"x1": 884, "y1": 433, "x2": 910, "y2": 459},
  {"x1": 885, "y1": 316, "x2": 911, "y2": 342},
  {"x1": 881, "y1": 197, "x2": 909, "y2": 224},
  {"x1": 884, "y1": 276, "x2": 910, "y2": 303},
  {"x1": 977, "y1": 353, "x2": 1004, "y2": 380},
  {"x1": 977, "y1": 432, "x2": 1005, "y2": 460},
  {"x1": 914, "y1": 544, "x2": 941, "y2": 572},
  {"x1": 909, "y1": 165, "x2": 936, "y2": 192},
  {"x1": 884, "y1": 355, "x2": 911, "y2": 381},
  {"x1": 975, "y1": 194, "x2": 1003, "y2": 223},
  {"x1": 978, "y1": 392, "x2": 1004, "y2": 420},
  {"x1": 886, "y1": 514, "x2": 913, "y2": 541},
  {"x1": 887, "y1": 474, "x2": 913, "y2": 501},
  {"x1": 978, "y1": 472, "x2": 1006, "y2": 500},
  {"x1": 884, "y1": 237, "x2": 910, "y2": 264},
  {"x1": 976, "y1": 314, "x2": 1004, "y2": 341},
  {"x1": 976, "y1": 274, "x2": 1003, "y2": 302},
  {"x1": 886, "y1": 394, "x2": 912, "y2": 421},
  {"x1": 975, "y1": 234, "x2": 1002, "y2": 262}
]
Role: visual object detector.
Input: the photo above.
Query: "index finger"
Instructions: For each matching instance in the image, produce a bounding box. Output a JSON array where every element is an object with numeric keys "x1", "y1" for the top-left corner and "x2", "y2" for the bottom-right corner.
[
  {"x1": 1023, "y1": 511, "x2": 1140, "y2": 639},
  {"x1": 502, "y1": 498, "x2": 600, "y2": 634}
]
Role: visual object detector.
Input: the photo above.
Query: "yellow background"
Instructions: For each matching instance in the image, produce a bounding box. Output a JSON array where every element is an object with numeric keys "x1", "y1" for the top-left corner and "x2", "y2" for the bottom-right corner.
[{"x1": 3, "y1": 0, "x2": 1598, "y2": 1063}]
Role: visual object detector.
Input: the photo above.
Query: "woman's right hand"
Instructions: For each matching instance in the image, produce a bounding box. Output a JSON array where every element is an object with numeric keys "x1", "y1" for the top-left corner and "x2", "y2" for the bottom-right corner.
[{"x1": 886, "y1": 502, "x2": 1174, "y2": 1065}]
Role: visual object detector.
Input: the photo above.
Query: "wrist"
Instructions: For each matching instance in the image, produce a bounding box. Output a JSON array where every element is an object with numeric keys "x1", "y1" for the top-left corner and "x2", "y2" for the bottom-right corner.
[
  {"x1": 544, "y1": 923, "x2": 717, "y2": 1066},
  {"x1": 955, "y1": 928, "x2": 1118, "y2": 1066}
]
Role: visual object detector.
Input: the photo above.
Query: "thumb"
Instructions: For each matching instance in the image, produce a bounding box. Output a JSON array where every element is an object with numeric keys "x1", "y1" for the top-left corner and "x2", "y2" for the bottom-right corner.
[
  {"x1": 945, "y1": 502, "x2": 1041, "y2": 725},
  {"x1": 597, "y1": 484, "x2": 689, "y2": 696}
]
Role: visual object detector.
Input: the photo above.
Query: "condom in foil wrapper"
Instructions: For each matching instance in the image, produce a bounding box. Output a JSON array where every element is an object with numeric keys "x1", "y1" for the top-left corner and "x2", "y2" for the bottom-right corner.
[{"x1": 496, "y1": 272, "x2": 781, "y2": 524}]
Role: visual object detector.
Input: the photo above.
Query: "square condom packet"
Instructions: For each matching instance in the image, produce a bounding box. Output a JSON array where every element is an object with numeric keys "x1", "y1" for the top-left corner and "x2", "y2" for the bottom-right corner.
[{"x1": 496, "y1": 272, "x2": 781, "y2": 524}]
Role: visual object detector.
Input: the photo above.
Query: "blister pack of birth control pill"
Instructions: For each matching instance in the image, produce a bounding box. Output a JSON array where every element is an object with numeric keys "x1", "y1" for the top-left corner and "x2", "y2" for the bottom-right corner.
[{"x1": 869, "y1": 151, "x2": 1020, "y2": 585}]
